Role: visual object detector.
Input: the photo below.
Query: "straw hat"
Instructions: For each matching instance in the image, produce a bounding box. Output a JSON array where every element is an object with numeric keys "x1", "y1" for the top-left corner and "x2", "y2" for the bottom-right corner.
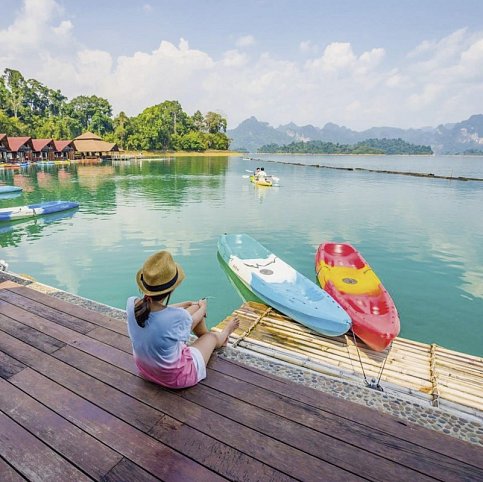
[{"x1": 136, "y1": 251, "x2": 185, "y2": 296}]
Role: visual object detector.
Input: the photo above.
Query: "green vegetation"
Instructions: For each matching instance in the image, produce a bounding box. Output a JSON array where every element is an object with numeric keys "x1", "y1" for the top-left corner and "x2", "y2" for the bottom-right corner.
[
  {"x1": 0, "y1": 68, "x2": 229, "y2": 152},
  {"x1": 259, "y1": 138, "x2": 433, "y2": 155},
  {"x1": 461, "y1": 148, "x2": 483, "y2": 155}
]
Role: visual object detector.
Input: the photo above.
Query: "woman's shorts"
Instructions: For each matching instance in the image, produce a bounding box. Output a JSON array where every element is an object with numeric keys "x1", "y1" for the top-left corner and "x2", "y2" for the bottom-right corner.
[{"x1": 189, "y1": 346, "x2": 207, "y2": 382}]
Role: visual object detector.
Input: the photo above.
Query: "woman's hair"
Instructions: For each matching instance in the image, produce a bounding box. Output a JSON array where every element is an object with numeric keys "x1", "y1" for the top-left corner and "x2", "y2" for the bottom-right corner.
[{"x1": 134, "y1": 292, "x2": 171, "y2": 327}]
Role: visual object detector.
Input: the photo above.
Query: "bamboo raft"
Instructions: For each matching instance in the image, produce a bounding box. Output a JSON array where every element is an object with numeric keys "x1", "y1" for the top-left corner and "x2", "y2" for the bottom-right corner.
[{"x1": 215, "y1": 302, "x2": 483, "y2": 416}]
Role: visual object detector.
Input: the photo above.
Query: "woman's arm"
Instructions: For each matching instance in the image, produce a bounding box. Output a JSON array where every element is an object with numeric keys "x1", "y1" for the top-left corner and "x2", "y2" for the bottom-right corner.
[{"x1": 171, "y1": 300, "x2": 193, "y2": 309}]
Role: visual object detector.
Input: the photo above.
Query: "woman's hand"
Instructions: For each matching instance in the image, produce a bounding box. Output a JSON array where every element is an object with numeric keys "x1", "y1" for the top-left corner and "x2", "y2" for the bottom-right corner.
[{"x1": 198, "y1": 298, "x2": 207, "y2": 317}]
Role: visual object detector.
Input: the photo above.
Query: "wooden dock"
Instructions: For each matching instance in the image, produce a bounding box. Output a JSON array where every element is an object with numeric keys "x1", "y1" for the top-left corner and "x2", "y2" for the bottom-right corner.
[
  {"x1": 1, "y1": 281, "x2": 482, "y2": 481},
  {"x1": 215, "y1": 302, "x2": 483, "y2": 415}
]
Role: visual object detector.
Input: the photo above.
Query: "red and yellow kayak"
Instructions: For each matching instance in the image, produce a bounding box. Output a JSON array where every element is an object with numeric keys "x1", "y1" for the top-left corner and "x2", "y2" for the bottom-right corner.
[{"x1": 315, "y1": 242, "x2": 400, "y2": 351}]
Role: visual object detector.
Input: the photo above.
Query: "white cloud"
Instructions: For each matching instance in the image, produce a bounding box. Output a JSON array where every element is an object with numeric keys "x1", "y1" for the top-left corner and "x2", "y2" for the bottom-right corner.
[
  {"x1": 222, "y1": 49, "x2": 248, "y2": 67},
  {"x1": 52, "y1": 20, "x2": 73, "y2": 36},
  {"x1": 307, "y1": 42, "x2": 357, "y2": 72},
  {"x1": 236, "y1": 35, "x2": 255, "y2": 48},
  {"x1": 142, "y1": 3, "x2": 153, "y2": 13},
  {"x1": 299, "y1": 40, "x2": 318, "y2": 54},
  {"x1": 1, "y1": 1, "x2": 483, "y2": 130}
]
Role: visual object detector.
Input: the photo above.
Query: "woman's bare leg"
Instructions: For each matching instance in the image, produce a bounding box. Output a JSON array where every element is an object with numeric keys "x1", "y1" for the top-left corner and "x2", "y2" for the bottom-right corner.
[
  {"x1": 186, "y1": 302, "x2": 209, "y2": 337},
  {"x1": 191, "y1": 317, "x2": 239, "y2": 365},
  {"x1": 193, "y1": 316, "x2": 209, "y2": 337}
]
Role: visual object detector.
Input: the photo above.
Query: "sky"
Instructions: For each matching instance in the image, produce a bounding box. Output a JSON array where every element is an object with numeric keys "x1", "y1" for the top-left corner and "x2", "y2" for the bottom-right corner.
[{"x1": 1, "y1": 0, "x2": 483, "y2": 130}]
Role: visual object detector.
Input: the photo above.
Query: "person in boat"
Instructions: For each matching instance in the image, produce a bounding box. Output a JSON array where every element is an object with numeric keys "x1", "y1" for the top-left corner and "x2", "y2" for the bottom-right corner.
[
  {"x1": 253, "y1": 167, "x2": 261, "y2": 176},
  {"x1": 256, "y1": 167, "x2": 268, "y2": 180},
  {"x1": 126, "y1": 250, "x2": 239, "y2": 388}
]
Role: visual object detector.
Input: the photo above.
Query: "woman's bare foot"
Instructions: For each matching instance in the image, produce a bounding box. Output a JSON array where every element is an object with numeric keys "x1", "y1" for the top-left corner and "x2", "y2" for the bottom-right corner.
[{"x1": 215, "y1": 317, "x2": 240, "y2": 348}]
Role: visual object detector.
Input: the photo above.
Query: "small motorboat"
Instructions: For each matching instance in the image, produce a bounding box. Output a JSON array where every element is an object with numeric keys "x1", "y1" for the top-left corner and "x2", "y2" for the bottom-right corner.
[
  {"x1": 316, "y1": 242, "x2": 400, "y2": 351},
  {"x1": 218, "y1": 234, "x2": 351, "y2": 337},
  {"x1": 0, "y1": 200, "x2": 79, "y2": 222}
]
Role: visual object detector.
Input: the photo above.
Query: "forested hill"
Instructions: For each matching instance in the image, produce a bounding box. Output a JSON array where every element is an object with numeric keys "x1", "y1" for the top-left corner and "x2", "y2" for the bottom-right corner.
[
  {"x1": 229, "y1": 115, "x2": 483, "y2": 154},
  {"x1": 0, "y1": 68, "x2": 229, "y2": 151},
  {"x1": 259, "y1": 138, "x2": 433, "y2": 155}
]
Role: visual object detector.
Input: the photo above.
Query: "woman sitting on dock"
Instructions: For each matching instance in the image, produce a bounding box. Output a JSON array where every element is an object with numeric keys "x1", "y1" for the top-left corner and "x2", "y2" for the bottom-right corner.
[{"x1": 126, "y1": 251, "x2": 239, "y2": 389}]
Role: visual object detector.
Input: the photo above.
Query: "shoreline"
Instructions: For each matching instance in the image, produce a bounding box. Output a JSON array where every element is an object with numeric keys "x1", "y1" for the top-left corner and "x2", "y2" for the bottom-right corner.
[{"x1": 116, "y1": 150, "x2": 244, "y2": 158}]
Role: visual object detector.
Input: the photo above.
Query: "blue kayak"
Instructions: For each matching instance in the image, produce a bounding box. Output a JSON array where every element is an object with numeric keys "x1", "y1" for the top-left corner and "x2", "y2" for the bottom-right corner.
[
  {"x1": 0, "y1": 186, "x2": 22, "y2": 194},
  {"x1": 0, "y1": 201, "x2": 79, "y2": 222},
  {"x1": 218, "y1": 234, "x2": 352, "y2": 337}
]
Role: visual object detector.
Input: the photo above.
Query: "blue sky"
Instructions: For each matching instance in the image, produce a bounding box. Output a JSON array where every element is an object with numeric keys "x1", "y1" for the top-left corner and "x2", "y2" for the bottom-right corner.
[{"x1": 1, "y1": 0, "x2": 483, "y2": 129}]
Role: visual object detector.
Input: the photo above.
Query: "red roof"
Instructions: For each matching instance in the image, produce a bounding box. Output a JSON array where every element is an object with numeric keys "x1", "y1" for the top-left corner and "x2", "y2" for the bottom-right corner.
[
  {"x1": 32, "y1": 138, "x2": 54, "y2": 152},
  {"x1": 7, "y1": 137, "x2": 32, "y2": 152},
  {"x1": 53, "y1": 140, "x2": 74, "y2": 151}
]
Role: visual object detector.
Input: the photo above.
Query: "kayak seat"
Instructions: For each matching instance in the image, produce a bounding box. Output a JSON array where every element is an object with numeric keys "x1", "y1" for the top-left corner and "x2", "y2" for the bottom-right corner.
[{"x1": 321, "y1": 266, "x2": 381, "y2": 295}]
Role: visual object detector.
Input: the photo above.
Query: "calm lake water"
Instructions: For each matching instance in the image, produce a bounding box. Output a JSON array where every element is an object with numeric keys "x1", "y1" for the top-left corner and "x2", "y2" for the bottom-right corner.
[{"x1": 1, "y1": 154, "x2": 482, "y2": 356}]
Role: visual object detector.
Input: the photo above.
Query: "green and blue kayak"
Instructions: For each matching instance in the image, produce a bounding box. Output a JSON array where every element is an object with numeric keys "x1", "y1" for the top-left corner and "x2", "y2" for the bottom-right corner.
[{"x1": 218, "y1": 233, "x2": 351, "y2": 337}]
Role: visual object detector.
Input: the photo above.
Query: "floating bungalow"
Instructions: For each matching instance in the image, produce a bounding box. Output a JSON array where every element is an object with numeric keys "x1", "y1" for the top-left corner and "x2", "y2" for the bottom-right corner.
[
  {"x1": 32, "y1": 138, "x2": 56, "y2": 161},
  {"x1": 6, "y1": 136, "x2": 34, "y2": 161},
  {"x1": 53, "y1": 140, "x2": 75, "y2": 160},
  {"x1": 73, "y1": 132, "x2": 118, "y2": 159},
  {"x1": 0, "y1": 132, "x2": 118, "y2": 164}
]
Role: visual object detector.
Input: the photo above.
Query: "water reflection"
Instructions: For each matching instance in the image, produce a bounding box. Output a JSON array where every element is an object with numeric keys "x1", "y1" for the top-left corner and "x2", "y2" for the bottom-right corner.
[
  {"x1": 0, "y1": 192, "x2": 22, "y2": 201},
  {"x1": 0, "y1": 209, "x2": 78, "y2": 246}
]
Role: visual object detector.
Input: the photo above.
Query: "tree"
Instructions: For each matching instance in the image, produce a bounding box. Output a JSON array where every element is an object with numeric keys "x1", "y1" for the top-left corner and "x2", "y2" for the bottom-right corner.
[
  {"x1": 206, "y1": 132, "x2": 229, "y2": 150},
  {"x1": 191, "y1": 110, "x2": 205, "y2": 131},
  {"x1": 3, "y1": 68, "x2": 27, "y2": 118},
  {"x1": 35, "y1": 115, "x2": 82, "y2": 139},
  {"x1": 66, "y1": 95, "x2": 113, "y2": 134},
  {"x1": 173, "y1": 131, "x2": 209, "y2": 151},
  {"x1": 0, "y1": 109, "x2": 27, "y2": 135},
  {"x1": 129, "y1": 101, "x2": 191, "y2": 150},
  {"x1": 204, "y1": 111, "x2": 227, "y2": 134},
  {"x1": 111, "y1": 111, "x2": 131, "y2": 149}
]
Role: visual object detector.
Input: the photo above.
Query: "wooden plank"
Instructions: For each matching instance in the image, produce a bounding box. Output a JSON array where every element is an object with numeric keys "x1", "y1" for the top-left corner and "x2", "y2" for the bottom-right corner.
[
  {"x1": 0, "y1": 289, "x2": 95, "y2": 334},
  {"x1": 0, "y1": 284, "x2": 127, "y2": 335},
  {"x1": 0, "y1": 411, "x2": 93, "y2": 482},
  {"x1": 0, "y1": 302, "x2": 136, "y2": 373},
  {"x1": 9, "y1": 368, "x2": 223, "y2": 482},
  {"x1": 50, "y1": 345, "x2": 359, "y2": 481},
  {"x1": 0, "y1": 331, "x2": 167, "y2": 434},
  {"x1": 101, "y1": 458, "x2": 161, "y2": 482},
  {"x1": 0, "y1": 313, "x2": 66, "y2": 354},
  {"x1": 0, "y1": 378, "x2": 123, "y2": 480},
  {"x1": 199, "y1": 363, "x2": 482, "y2": 481},
  {"x1": 0, "y1": 303, "x2": 84, "y2": 345},
  {"x1": 183, "y1": 383, "x2": 435, "y2": 482},
  {"x1": 0, "y1": 457, "x2": 26, "y2": 482},
  {"x1": 0, "y1": 351, "x2": 26, "y2": 380},
  {"x1": 0, "y1": 332, "x2": 299, "y2": 482},
  {"x1": 88, "y1": 326, "x2": 132, "y2": 352},
  {"x1": 209, "y1": 357, "x2": 483, "y2": 469}
]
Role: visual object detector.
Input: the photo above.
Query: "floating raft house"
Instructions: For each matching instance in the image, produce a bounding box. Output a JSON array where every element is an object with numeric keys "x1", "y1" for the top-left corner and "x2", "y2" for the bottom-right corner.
[{"x1": 214, "y1": 301, "x2": 483, "y2": 416}]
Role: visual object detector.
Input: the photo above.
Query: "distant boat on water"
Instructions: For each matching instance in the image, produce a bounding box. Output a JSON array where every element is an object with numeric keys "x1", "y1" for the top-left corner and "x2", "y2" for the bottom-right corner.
[{"x1": 0, "y1": 201, "x2": 79, "y2": 222}]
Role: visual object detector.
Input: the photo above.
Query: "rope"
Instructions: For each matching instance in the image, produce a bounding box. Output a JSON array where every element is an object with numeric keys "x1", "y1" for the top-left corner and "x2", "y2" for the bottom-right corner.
[
  {"x1": 429, "y1": 343, "x2": 440, "y2": 407},
  {"x1": 351, "y1": 331, "x2": 388, "y2": 392},
  {"x1": 232, "y1": 305, "x2": 272, "y2": 348}
]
